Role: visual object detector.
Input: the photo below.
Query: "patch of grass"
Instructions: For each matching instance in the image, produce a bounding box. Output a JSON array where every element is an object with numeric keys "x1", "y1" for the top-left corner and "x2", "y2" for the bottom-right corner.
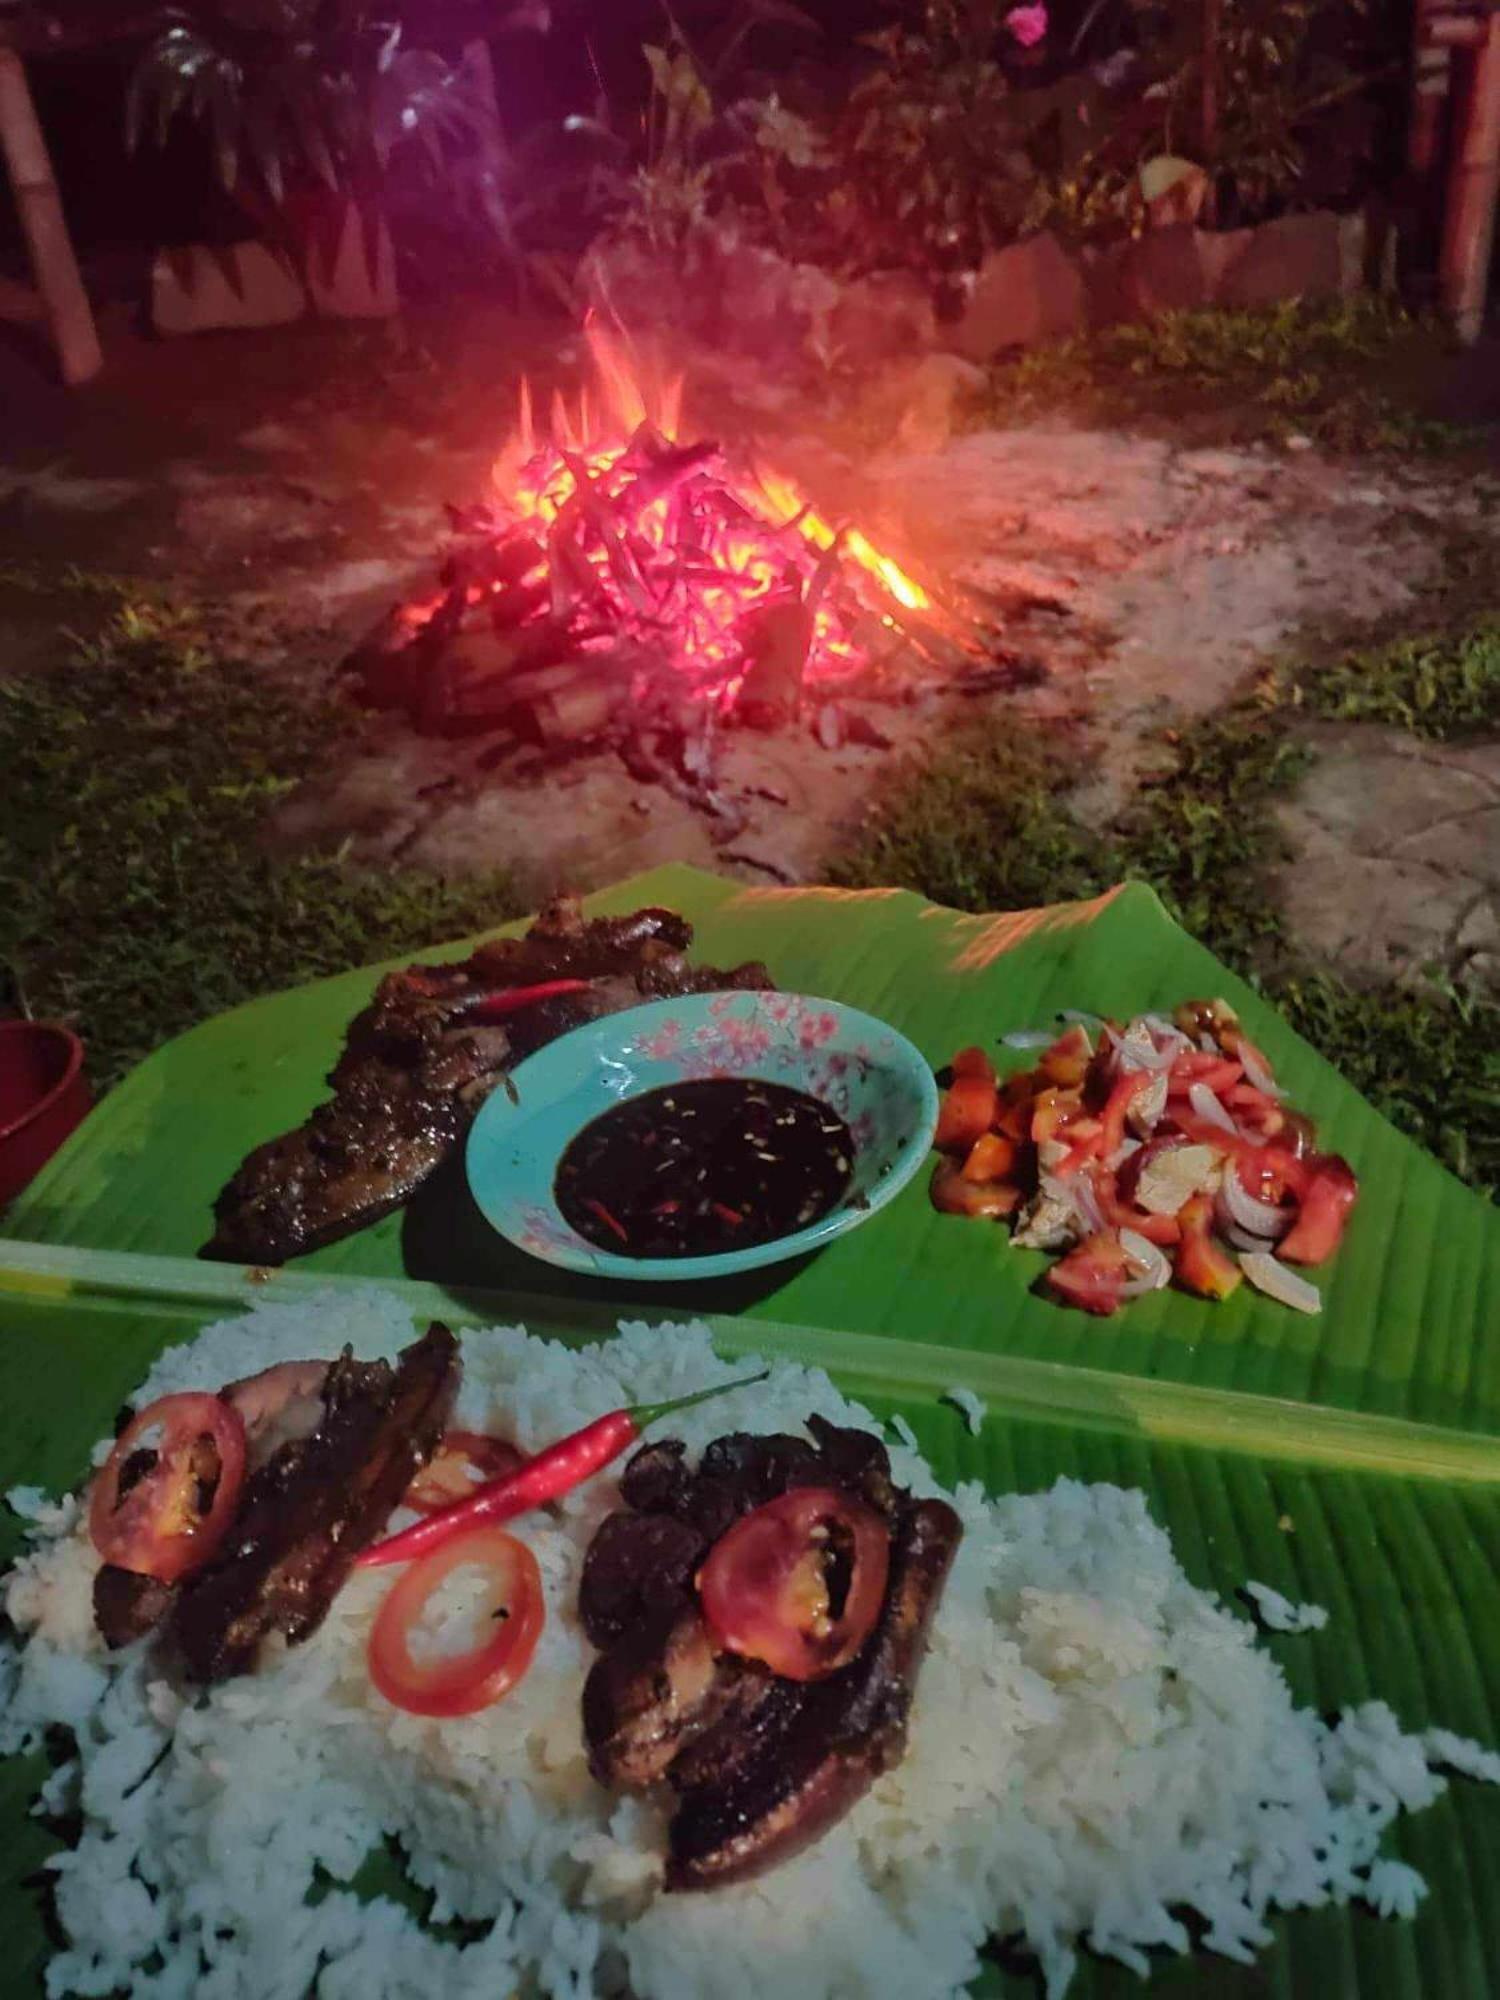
[
  {"x1": 1279, "y1": 621, "x2": 1500, "y2": 740},
  {"x1": 987, "y1": 298, "x2": 1478, "y2": 455},
  {"x1": 0, "y1": 592, "x2": 525, "y2": 1092},
  {"x1": 830, "y1": 695, "x2": 1499, "y2": 1195},
  {"x1": 826, "y1": 721, "x2": 1110, "y2": 913}
]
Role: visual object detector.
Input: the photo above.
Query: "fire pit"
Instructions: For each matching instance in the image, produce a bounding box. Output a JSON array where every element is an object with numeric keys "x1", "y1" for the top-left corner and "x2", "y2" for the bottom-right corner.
[{"x1": 344, "y1": 326, "x2": 997, "y2": 814}]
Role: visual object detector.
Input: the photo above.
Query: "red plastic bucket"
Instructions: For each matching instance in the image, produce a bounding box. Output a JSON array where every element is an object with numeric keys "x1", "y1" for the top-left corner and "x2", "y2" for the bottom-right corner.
[{"x1": 0, "y1": 1021, "x2": 90, "y2": 1206}]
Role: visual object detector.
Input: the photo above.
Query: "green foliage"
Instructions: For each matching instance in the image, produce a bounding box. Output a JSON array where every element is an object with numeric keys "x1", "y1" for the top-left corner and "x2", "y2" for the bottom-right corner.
[
  {"x1": 989, "y1": 299, "x2": 1477, "y2": 453},
  {"x1": 0, "y1": 593, "x2": 523, "y2": 1092},
  {"x1": 829, "y1": 676, "x2": 1499, "y2": 1195},
  {"x1": 1282, "y1": 624, "x2": 1500, "y2": 740},
  {"x1": 124, "y1": 4, "x2": 517, "y2": 285},
  {"x1": 826, "y1": 719, "x2": 1110, "y2": 913}
]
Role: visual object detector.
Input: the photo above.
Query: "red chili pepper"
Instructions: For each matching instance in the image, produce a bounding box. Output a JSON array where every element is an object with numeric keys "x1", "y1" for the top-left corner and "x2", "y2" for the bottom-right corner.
[
  {"x1": 464, "y1": 978, "x2": 592, "y2": 1022},
  {"x1": 712, "y1": 1202, "x2": 745, "y2": 1228},
  {"x1": 583, "y1": 1198, "x2": 629, "y2": 1244},
  {"x1": 356, "y1": 1369, "x2": 770, "y2": 1569}
]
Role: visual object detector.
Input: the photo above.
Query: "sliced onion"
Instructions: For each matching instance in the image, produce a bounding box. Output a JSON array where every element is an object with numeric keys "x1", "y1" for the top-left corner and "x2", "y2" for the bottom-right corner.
[
  {"x1": 1240, "y1": 1252, "x2": 1321, "y2": 1314},
  {"x1": 1118, "y1": 1228, "x2": 1171, "y2": 1295},
  {"x1": 1038, "y1": 1137, "x2": 1072, "y2": 1172},
  {"x1": 1140, "y1": 1014, "x2": 1192, "y2": 1056},
  {"x1": 1239, "y1": 1041, "x2": 1288, "y2": 1102},
  {"x1": 1188, "y1": 1082, "x2": 1240, "y2": 1136},
  {"x1": 1117, "y1": 1021, "x2": 1175, "y2": 1073},
  {"x1": 1221, "y1": 1219, "x2": 1273, "y2": 1253},
  {"x1": 1107, "y1": 1136, "x2": 1143, "y2": 1169},
  {"x1": 1044, "y1": 1169, "x2": 1105, "y2": 1239},
  {"x1": 1218, "y1": 1163, "x2": 1289, "y2": 1239},
  {"x1": 1002, "y1": 1028, "x2": 1053, "y2": 1050},
  {"x1": 1059, "y1": 1009, "x2": 1103, "y2": 1036},
  {"x1": 1127, "y1": 1071, "x2": 1169, "y2": 1137}
]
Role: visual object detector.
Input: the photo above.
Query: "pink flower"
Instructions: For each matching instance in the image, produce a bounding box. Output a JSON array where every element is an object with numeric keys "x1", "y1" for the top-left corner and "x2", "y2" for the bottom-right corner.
[{"x1": 1005, "y1": 3, "x2": 1047, "y2": 46}]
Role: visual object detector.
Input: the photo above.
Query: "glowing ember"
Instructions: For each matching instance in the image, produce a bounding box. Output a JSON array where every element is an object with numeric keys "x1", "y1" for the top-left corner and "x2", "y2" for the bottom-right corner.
[{"x1": 472, "y1": 322, "x2": 934, "y2": 712}]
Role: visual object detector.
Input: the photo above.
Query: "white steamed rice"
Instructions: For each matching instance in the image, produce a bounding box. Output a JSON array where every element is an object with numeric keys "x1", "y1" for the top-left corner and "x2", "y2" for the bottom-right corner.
[
  {"x1": 1, "y1": 1286, "x2": 1493, "y2": 2000},
  {"x1": 1243, "y1": 1580, "x2": 1331, "y2": 1634}
]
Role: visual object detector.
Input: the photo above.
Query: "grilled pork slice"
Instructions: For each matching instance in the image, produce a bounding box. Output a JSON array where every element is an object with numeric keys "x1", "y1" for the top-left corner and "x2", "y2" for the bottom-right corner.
[
  {"x1": 171, "y1": 1323, "x2": 459, "y2": 1682},
  {"x1": 579, "y1": 1424, "x2": 962, "y2": 1889},
  {"x1": 666, "y1": 1497, "x2": 961, "y2": 1889},
  {"x1": 203, "y1": 900, "x2": 772, "y2": 1266}
]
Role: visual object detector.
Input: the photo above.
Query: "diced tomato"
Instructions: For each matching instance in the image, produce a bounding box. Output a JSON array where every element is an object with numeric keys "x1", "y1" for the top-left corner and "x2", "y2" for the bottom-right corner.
[
  {"x1": 994, "y1": 1088, "x2": 1032, "y2": 1141},
  {"x1": 934, "y1": 1072, "x2": 999, "y2": 1153},
  {"x1": 1040, "y1": 1025, "x2": 1093, "y2": 1088},
  {"x1": 1236, "y1": 1143, "x2": 1312, "y2": 1206},
  {"x1": 404, "y1": 1432, "x2": 526, "y2": 1516},
  {"x1": 1174, "y1": 1193, "x2": 1242, "y2": 1300},
  {"x1": 1030, "y1": 1085, "x2": 1083, "y2": 1144},
  {"x1": 931, "y1": 1158, "x2": 1022, "y2": 1218},
  {"x1": 963, "y1": 1132, "x2": 1017, "y2": 1182},
  {"x1": 89, "y1": 1392, "x2": 248, "y2": 1583},
  {"x1": 1052, "y1": 1117, "x2": 1104, "y2": 1179},
  {"x1": 1279, "y1": 1155, "x2": 1358, "y2": 1265},
  {"x1": 1168, "y1": 1051, "x2": 1244, "y2": 1096},
  {"x1": 1046, "y1": 1233, "x2": 1133, "y2": 1316},
  {"x1": 1224, "y1": 1081, "x2": 1285, "y2": 1140},
  {"x1": 951, "y1": 1045, "x2": 997, "y2": 1085},
  {"x1": 1099, "y1": 1070, "x2": 1154, "y2": 1158},
  {"x1": 367, "y1": 1526, "x2": 544, "y2": 1717},
  {"x1": 698, "y1": 1487, "x2": 891, "y2": 1681}
]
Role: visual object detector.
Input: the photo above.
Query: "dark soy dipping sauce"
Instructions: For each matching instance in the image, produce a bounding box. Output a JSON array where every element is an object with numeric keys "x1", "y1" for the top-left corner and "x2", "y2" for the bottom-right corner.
[{"x1": 555, "y1": 1079, "x2": 856, "y2": 1258}]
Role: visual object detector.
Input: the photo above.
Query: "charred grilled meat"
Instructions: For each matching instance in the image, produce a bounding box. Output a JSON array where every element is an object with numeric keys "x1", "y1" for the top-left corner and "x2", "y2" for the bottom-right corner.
[
  {"x1": 204, "y1": 900, "x2": 773, "y2": 1265},
  {"x1": 579, "y1": 1419, "x2": 962, "y2": 1889},
  {"x1": 93, "y1": 1326, "x2": 460, "y2": 1680}
]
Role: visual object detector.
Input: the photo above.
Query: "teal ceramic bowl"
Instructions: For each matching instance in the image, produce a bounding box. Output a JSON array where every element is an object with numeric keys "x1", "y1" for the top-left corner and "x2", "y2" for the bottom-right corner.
[{"x1": 465, "y1": 991, "x2": 939, "y2": 1281}]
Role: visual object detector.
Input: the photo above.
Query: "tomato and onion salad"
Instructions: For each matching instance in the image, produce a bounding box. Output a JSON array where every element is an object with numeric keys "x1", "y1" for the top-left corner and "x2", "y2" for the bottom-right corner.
[
  {"x1": 697, "y1": 1485, "x2": 890, "y2": 1681},
  {"x1": 928, "y1": 999, "x2": 1357, "y2": 1316},
  {"x1": 88, "y1": 1392, "x2": 249, "y2": 1582},
  {"x1": 366, "y1": 1526, "x2": 545, "y2": 1718}
]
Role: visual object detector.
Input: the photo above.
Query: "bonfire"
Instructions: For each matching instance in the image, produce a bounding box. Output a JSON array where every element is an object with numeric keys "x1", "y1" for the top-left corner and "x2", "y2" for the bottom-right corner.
[{"x1": 345, "y1": 324, "x2": 986, "y2": 808}]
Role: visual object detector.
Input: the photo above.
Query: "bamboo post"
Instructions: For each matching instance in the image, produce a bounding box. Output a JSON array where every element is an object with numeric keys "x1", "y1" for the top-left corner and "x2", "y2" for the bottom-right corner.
[
  {"x1": 1439, "y1": 10, "x2": 1500, "y2": 342},
  {"x1": 1200, "y1": 0, "x2": 1221, "y2": 226},
  {"x1": 0, "y1": 47, "x2": 101, "y2": 383}
]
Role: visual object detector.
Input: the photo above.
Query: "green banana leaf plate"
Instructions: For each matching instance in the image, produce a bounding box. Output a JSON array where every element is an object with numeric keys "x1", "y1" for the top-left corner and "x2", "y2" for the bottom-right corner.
[
  {"x1": 7, "y1": 864, "x2": 1499, "y2": 1428},
  {"x1": 2, "y1": 1246, "x2": 1500, "y2": 1998}
]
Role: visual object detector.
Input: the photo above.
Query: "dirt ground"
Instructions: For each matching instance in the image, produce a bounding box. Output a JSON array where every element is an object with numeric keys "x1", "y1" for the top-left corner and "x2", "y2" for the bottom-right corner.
[{"x1": 3, "y1": 301, "x2": 1497, "y2": 990}]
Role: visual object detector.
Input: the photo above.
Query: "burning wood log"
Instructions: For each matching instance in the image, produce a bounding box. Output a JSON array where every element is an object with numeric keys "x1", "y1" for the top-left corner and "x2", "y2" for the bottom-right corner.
[{"x1": 338, "y1": 322, "x2": 1000, "y2": 801}]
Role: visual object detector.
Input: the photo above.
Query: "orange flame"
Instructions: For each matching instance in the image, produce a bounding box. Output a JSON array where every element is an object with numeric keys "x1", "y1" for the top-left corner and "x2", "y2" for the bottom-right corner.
[{"x1": 487, "y1": 321, "x2": 932, "y2": 697}]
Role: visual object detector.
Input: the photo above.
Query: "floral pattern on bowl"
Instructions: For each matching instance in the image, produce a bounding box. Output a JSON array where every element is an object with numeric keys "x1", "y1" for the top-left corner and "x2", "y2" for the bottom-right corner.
[{"x1": 465, "y1": 991, "x2": 939, "y2": 1282}]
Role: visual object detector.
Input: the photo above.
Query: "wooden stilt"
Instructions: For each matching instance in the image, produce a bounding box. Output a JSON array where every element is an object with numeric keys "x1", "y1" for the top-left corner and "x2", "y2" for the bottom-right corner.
[
  {"x1": 1438, "y1": 11, "x2": 1500, "y2": 343},
  {"x1": 0, "y1": 48, "x2": 102, "y2": 383}
]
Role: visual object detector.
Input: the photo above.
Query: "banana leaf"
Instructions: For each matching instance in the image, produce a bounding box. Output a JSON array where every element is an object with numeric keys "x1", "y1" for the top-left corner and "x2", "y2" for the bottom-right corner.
[
  {"x1": 7, "y1": 865, "x2": 1497, "y2": 1431},
  {"x1": 1, "y1": 1247, "x2": 1499, "y2": 1996}
]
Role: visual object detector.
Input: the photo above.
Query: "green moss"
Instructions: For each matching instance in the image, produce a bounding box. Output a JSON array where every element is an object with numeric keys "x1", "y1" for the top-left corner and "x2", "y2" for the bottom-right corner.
[{"x1": 0, "y1": 593, "x2": 524, "y2": 1092}]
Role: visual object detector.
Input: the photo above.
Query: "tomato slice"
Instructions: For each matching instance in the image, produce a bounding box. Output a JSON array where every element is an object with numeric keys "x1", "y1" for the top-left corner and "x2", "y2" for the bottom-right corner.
[
  {"x1": 1039, "y1": 1025, "x2": 1092, "y2": 1088},
  {"x1": 962, "y1": 1132, "x2": 1016, "y2": 1182},
  {"x1": 88, "y1": 1392, "x2": 248, "y2": 1583},
  {"x1": 951, "y1": 1045, "x2": 997, "y2": 1085},
  {"x1": 934, "y1": 1072, "x2": 999, "y2": 1153},
  {"x1": 367, "y1": 1526, "x2": 544, "y2": 1717},
  {"x1": 697, "y1": 1486, "x2": 890, "y2": 1682},
  {"x1": 1046, "y1": 1232, "x2": 1132, "y2": 1315},
  {"x1": 1279, "y1": 1155, "x2": 1358, "y2": 1265},
  {"x1": 1174, "y1": 1193, "x2": 1242, "y2": 1300},
  {"x1": 1168, "y1": 1052, "x2": 1243, "y2": 1096},
  {"x1": 403, "y1": 1432, "x2": 526, "y2": 1515}
]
